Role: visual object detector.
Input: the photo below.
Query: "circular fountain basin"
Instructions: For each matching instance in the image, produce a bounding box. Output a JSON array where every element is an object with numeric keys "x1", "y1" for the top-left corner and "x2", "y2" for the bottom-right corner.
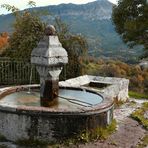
[
  {"x1": 0, "y1": 85, "x2": 114, "y2": 143},
  {"x1": 0, "y1": 88, "x2": 103, "y2": 110}
]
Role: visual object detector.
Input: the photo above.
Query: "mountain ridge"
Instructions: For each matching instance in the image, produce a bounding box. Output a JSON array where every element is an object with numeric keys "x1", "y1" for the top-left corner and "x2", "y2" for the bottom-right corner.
[
  {"x1": 34, "y1": 0, "x2": 113, "y2": 20},
  {"x1": 0, "y1": 0, "x2": 142, "y2": 61}
]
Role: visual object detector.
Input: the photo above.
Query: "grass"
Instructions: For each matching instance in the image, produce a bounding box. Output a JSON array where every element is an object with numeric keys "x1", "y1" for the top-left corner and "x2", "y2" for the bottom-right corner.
[
  {"x1": 0, "y1": 134, "x2": 7, "y2": 142},
  {"x1": 131, "y1": 102, "x2": 148, "y2": 148},
  {"x1": 129, "y1": 91, "x2": 148, "y2": 99},
  {"x1": 8, "y1": 120, "x2": 117, "y2": 147},
  {"x1": 137, "y1": 134, "x2": 148, "y2": 148},
  {"x1": 63, "y1": 119, "x2": 117, "y2": 146},
  {"x1": 129, "y1": 100, "x2": 137, "y2": 106},
  {"x1": 80, "y1": 119, "x2": 117, "y2": 142},
  {"x1": 131, "y1": 102, "x2": 148, "y2": 130}
]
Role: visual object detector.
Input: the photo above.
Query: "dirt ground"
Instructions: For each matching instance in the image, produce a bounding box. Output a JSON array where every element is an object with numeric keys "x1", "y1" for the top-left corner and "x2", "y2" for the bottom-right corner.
[{"x1": 0, "y1": 98, "x2": 147, "y2": 148}]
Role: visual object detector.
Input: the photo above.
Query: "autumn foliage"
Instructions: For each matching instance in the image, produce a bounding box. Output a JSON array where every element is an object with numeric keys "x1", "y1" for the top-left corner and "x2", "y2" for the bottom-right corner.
[
  {"x1": 82, "y1": 57, "x2": 148, "y2": 94},
  {"x1": 0, "y1": 32, "x2": 9, "y2": 54}
]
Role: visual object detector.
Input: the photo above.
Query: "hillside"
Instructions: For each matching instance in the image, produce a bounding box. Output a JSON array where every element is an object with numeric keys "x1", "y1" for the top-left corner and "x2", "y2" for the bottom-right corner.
[{"x1": 0, "y1": 0, "x2": 143, "y2": 62}]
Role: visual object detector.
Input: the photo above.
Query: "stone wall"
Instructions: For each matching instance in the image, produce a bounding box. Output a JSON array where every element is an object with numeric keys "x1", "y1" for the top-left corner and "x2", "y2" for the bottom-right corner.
[{"x1": 60, "y1": 75, "x2": 129, "y2": 102}]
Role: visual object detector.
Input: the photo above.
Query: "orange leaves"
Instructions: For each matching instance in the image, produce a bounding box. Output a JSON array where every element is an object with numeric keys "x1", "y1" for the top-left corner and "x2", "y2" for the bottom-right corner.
[
  {"x1": 0, "y1": 32, "x2": 9, "y2": 49},
  {"x1": 83, "y1": 58, "x2": 148, "y2": 94}
]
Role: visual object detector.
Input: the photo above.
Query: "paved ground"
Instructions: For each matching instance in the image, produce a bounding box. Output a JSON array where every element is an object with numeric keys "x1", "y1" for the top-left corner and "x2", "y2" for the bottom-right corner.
[{"x1": 0, "y1": 98, "x2": 147, "y2": 148}]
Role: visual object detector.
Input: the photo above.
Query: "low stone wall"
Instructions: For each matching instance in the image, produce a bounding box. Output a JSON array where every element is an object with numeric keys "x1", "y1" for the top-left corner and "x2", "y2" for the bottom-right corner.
[{"x1": 60, "y1": 75, "x2": 129, "y2": 102}]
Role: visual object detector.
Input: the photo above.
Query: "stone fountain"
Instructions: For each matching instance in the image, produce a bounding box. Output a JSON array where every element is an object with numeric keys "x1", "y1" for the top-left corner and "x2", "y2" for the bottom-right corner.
[
  {"x1": 31, "y1": 25, "x2": 68, "y2": 106},
  {"x1": 0, "y1": 26, "x2": 114, "y2": 144}
]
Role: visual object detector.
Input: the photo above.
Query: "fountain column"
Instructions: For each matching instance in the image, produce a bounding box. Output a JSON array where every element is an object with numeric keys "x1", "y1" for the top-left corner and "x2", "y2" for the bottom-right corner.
[{"x1": 31, "y1": 25, "x2": 68, "y2": 106}]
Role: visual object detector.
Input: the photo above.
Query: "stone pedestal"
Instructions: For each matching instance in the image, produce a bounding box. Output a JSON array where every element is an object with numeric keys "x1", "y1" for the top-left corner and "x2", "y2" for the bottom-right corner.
[
  {"x1": 40, "y1": 79, "x2": 59, "y2": 106},
  {"x1": 31, "y1": 30, "x2": 68, "y2": 107}
]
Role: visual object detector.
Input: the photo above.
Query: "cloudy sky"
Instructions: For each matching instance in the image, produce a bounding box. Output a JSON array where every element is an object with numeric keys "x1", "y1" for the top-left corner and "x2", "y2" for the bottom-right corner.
[{"x1": 0, "y1": 0, "x2": 118, "y2": 15}]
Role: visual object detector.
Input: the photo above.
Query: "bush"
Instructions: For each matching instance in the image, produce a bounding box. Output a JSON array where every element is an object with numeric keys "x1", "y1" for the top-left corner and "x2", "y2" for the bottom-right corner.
[
  {"x1": 83, "y1": 59, "x2": 148, "y2": 94},
  {"x1": 131, "y1": 102, "x2": 148, "y2": 130}
]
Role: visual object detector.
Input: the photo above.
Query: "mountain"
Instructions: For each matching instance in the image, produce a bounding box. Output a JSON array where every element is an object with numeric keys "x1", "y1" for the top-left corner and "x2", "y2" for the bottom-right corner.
[{"x1": 0, "y1": 0, "x2": 143, "y2": 62}]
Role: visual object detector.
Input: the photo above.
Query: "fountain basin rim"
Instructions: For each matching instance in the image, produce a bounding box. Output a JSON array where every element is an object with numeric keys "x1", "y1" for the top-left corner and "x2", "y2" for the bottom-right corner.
[{"x1": 0, "y1": 85, "x2": 114, "y2": 115}]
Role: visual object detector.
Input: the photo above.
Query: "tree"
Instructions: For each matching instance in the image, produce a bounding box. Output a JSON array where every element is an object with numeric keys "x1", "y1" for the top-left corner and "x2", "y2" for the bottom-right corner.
[
  {"x1": 54, "y1": 18, "x2": 88, "y2": 79},
  {"x1": 1, "y1": 3, "x2": 45, "y2": 60},
  {"x1": 112, "y1": 0, "x2": 148, "y2": 58},
  {"x1": 2, "y1": 3, "x2": 88, "y2": 78}
]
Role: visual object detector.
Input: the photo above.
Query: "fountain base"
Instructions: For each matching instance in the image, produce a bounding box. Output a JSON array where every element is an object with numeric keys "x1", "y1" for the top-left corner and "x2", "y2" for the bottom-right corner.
[
  {"x1": 0, "y1": 85, "x2": 114, "y2": 143},
  {"x1": 41, "y1": 79, "x2": 59, "y2": 107},
  {"x1": 40, "y1": 97, "x2": 59, "y2": 107}
]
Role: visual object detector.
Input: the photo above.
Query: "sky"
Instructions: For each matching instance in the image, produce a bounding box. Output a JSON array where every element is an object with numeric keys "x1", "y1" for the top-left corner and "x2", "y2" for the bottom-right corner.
[{"x1": 0, "y1": 0, "x2": 118, "y2": 15}]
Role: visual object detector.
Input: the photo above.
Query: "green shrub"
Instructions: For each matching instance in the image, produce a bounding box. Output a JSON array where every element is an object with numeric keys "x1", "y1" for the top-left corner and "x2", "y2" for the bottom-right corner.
[
  {"x1": 137, "y1": 134, "x2": 148, "y2": 148},
  {"x1": 131, "y1": 102, "x2": 148, "y2": 130},
  {"x1": 129, "y1": 91, "x2": 148, "y2": 99},
  {"x1": 77, "y1": 119, "x2": 117, "y2": 143}
]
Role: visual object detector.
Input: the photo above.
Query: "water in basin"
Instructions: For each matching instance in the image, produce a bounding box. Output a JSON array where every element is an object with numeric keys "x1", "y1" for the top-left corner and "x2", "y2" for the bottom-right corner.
[{"x1": 0, "y1": 89, "x2": 103, "y2": 110}]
